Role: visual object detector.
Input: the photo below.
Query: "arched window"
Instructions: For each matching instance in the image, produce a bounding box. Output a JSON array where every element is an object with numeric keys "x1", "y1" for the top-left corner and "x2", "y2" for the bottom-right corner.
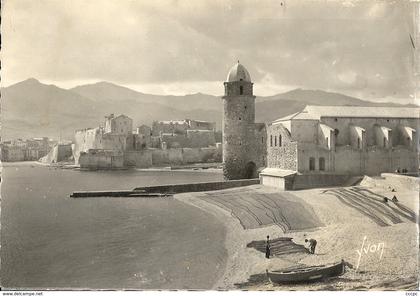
[
  {"x1": 279, "y1": 134, "x2": 282, "y2": 146},
  {"x1": 240, "y1": 86, "x2": 243, "y2": 95},
  {"x1": 309, "y1": 157, "x2": 315, "y2": 171},
  {"x1": 274, "y1": 136, "x2": 277, "y2": 146},
  {"x1": 270, "y1": 135, "x2": 273, "y2": 147},
  {"x1": 319, "y1": 157, "x2": 325, "y2": 171}
]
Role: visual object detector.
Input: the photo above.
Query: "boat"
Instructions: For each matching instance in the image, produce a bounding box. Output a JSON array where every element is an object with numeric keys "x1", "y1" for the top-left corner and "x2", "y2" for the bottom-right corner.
[{"x1": 266, "y1": 260, "x2": 345, "y2": 284}]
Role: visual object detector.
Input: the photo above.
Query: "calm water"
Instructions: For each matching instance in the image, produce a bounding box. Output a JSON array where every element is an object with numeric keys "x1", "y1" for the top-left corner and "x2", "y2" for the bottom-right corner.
[{"x1": 1, "y1": 163, "x2": 226, "y2": 289}]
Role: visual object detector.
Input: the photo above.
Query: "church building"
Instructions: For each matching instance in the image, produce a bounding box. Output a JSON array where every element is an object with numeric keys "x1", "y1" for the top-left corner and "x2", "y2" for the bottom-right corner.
[{"x1": 261, "y1": 105, "x2": 419, "y2": 189}]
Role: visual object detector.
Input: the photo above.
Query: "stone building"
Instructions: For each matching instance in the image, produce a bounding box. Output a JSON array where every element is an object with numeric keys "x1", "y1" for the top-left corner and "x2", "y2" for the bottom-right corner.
[
  {"x1": 73, "y1": 114, "x2": 133, "y2": 166},
  {"x1": 261, "y1": 105, "x2": 419, "y2": 188},
  {"x1": 0, "y1": 137, "x2": 51, "y2": 162},
  {"x1": 152, "y1": 119, "x2": 215, "y2": 136},
  {"x1": 222, "y1": 62, "x2": 266, "y2": 180},
  {"x1": 104, "y1": 114, "x2": 133, "y2": 135}
]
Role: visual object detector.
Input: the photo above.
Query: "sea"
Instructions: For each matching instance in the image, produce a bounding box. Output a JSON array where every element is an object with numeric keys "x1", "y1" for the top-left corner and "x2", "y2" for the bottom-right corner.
[{"x1": 1, "y1": 163, "x2": 227, "y2": 290}]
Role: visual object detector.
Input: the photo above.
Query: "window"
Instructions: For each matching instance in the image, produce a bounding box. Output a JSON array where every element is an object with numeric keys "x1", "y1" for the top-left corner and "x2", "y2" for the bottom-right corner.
[
  {"x1": 240, "y1": 86, "x2": 243, "y2": 95},
  {"x1": 274, "y1": 136, "x2": 277, "y2": 146},
  {"x1": 261, "y1": 137, "x2": 264, "y2": 144},
  {"x1": 279, "y1": 134, "x2": 282, "y2": 146},
  {"x1": 309, "y1": 157, "x2": 315, "y2": 171},
  {"x1": 270, "y1": 135, "x2": 273, "y2": 147},
  {"x1": 357, "y1": 138, "x2": 361, "y2": 149},
  {"x1": 383, "y1": 137, "x2": 386, "y2": 148},
  {"x1": 244, "y1": 106, "x2": 247, "y2": 110},
  {"x1": 239, "y1": 117, "x2": 241, "y2": 121},
  {"x1": 326, "y1": 137, "x2": 329, "y2": 147},
  {"x1": 319, "y1": 157, "x2": 325, "y2": 171}
]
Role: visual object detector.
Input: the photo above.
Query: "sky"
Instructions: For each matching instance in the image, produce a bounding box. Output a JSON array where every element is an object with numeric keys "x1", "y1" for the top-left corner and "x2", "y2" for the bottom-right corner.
[{"x1": 2, "y1": 0, "x2": 418, "y2": 103}]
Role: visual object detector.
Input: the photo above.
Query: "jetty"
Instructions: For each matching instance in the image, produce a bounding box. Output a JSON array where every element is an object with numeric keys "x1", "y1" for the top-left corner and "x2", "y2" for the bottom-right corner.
[{"x1": 70, "y1": 178, "x2": 260, "y2": 198}]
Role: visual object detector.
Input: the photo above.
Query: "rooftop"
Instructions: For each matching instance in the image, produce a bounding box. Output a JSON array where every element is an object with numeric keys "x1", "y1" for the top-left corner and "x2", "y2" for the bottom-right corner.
[
  {"x1": 273, "y1": 105, "x2": 419, "y2": 123},
  {"x1": 226, "y1": 61, "x2": 251, "y2": 82}
]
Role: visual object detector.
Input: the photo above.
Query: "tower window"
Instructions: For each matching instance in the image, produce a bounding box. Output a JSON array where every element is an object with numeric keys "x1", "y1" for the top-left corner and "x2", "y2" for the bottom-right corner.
[
  {"x1": 383, "y1": 137, "x2": 386, "y2": 148},
  {"x1": 270, "y1": 135, "x2": 273, "y2": 147},
  {"x1": 261, "y1": 136, "x2": 264, "y2": 144},
  {"x1": 357, "y1": 138, "x2": 361, "y2": 149},
  {"x1": 279, "y1": 134, "x2": 282, "y2": 146},
  {"x1": 240, "y1": 86, "x2": 243, "y2": 95},
  {"x1": 274, "y1": 136, "x2": 277, "y2": 146}
]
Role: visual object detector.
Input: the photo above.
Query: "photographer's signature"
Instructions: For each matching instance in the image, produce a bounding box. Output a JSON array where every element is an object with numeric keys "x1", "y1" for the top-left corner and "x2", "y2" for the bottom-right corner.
[{"x1": 355, "y1": 235, "x2": 384, "y2": 271}]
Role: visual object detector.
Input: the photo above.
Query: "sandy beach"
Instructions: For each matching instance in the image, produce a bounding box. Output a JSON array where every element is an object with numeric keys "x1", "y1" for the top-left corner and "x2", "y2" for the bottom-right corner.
[{"x1": 175, "y1": 176, "x2": 418, "y2": 290}]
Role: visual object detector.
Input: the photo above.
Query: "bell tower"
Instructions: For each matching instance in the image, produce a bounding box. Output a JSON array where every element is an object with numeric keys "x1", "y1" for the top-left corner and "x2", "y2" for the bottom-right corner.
[{"x1": 222, "y1": 61, "x2": 257, "y2": 180}]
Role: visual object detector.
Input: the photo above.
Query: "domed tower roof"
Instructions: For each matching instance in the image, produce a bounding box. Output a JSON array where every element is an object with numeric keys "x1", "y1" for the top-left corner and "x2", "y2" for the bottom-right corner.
[{"x1": 226, "y1": 61, "x2": 251, "y2": 82}]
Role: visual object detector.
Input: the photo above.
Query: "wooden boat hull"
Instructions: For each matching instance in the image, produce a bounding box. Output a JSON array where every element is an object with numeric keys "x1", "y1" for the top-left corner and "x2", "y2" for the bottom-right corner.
[{"x1": 267, "y1": 260, "x2": 345, "y2": 284}]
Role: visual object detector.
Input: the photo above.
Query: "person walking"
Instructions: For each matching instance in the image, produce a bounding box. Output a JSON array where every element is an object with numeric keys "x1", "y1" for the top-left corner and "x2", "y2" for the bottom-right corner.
[{"x1": 265, "y1": 235, "x2": 271, "y2": 259}]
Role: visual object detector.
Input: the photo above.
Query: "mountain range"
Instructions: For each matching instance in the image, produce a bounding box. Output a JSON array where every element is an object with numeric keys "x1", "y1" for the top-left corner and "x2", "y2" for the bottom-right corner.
[{"x1": 1, "y1": 78, "x2": 416, "y2": 140}]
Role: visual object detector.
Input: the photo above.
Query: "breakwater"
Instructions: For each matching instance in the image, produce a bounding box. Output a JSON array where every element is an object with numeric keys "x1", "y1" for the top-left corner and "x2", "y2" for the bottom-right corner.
[{"x1": 71, "y1": 178, "x2": 260, "y2": 197}]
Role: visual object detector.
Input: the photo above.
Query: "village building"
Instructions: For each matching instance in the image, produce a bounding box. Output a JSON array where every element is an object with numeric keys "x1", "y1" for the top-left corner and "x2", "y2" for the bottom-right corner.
[
  {"x1": 0, "y1": 137, "x2": 52, "y2": 162},
  {"x1": 152, "y1": 119, "x2": 215, "y2": 136},
  {"x1": 73, "y1": 114, "x2": 222, "y2": 169},
  {"x1": 222, "y1": 62, "x2": 266, "y2": 180},
  {"x1": 261, "y1": 105, "x2": 419, "y2": 189}
]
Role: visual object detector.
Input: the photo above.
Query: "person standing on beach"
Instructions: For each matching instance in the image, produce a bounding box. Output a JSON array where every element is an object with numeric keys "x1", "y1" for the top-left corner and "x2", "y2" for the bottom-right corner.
[
  {"x1": 305, "y1": 238, "x2": 317, "y2": 254},
  {"x1": 265, "y1": 235, "x2": 271, "y2": 259}
]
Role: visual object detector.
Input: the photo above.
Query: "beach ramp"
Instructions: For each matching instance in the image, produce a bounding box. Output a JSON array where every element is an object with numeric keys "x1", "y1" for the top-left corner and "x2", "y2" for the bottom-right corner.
[{"x1": 200, "y1": 188, "x2": 323, "y2": 231}]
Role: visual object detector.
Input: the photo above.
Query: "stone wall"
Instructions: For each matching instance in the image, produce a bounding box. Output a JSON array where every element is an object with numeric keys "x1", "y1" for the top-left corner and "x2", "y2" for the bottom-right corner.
[
  {"x1": 73, "y1": 128, "x2": 128, "y2": 164},
  {"x1": 79, "y1": 150, "x2": 124, "y2": 169},
  {"x1": 267, "y1": 123, "x2": 298, "y2": 171},
  {"x1": 124, "y1": 150, "x2": 153, "y2": 168},
  {"x1": 296, "y1": 144, "x2": 418, "y2": 176},
  {"x1": 161, "y1": 134, "x2": 189, "y2": 148},
  {"x1": 186, "y1": 130, "x2": 216, "y2": 148}
]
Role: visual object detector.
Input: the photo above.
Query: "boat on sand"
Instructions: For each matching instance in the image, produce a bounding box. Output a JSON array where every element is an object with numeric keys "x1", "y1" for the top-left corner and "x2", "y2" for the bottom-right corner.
[{"x1": 266, "y1": 260, "x2": 345, "y2": 284}]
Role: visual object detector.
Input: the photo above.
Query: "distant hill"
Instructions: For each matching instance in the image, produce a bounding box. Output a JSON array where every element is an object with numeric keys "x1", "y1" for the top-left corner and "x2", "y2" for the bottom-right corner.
[{"x1": 1, "y1": 79, "x2": 415, "y2": 140}]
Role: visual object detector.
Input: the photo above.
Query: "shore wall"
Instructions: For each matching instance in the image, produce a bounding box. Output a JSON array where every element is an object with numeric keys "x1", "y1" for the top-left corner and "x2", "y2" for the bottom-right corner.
[
  {"x1": 134, "y1": 178, "x2": 260, "y2": 194},
  {"x1": 121, "y1": 147, "x2": 222, "y2": 168}
]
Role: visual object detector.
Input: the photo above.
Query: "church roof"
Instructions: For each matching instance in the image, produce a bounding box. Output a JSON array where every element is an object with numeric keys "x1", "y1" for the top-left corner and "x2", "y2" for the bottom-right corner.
[
  {"x1": 273, "y1": 105, "x2": 419, "y2": 122},
  {"x1": 226, "y1": 62, "x2": 251, "y2": 82}
]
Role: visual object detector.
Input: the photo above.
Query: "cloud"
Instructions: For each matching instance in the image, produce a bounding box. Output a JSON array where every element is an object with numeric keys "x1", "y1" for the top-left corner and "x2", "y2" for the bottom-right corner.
[{"x1": 2, "y1": 0, "x2": 416, "y2": 101}]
